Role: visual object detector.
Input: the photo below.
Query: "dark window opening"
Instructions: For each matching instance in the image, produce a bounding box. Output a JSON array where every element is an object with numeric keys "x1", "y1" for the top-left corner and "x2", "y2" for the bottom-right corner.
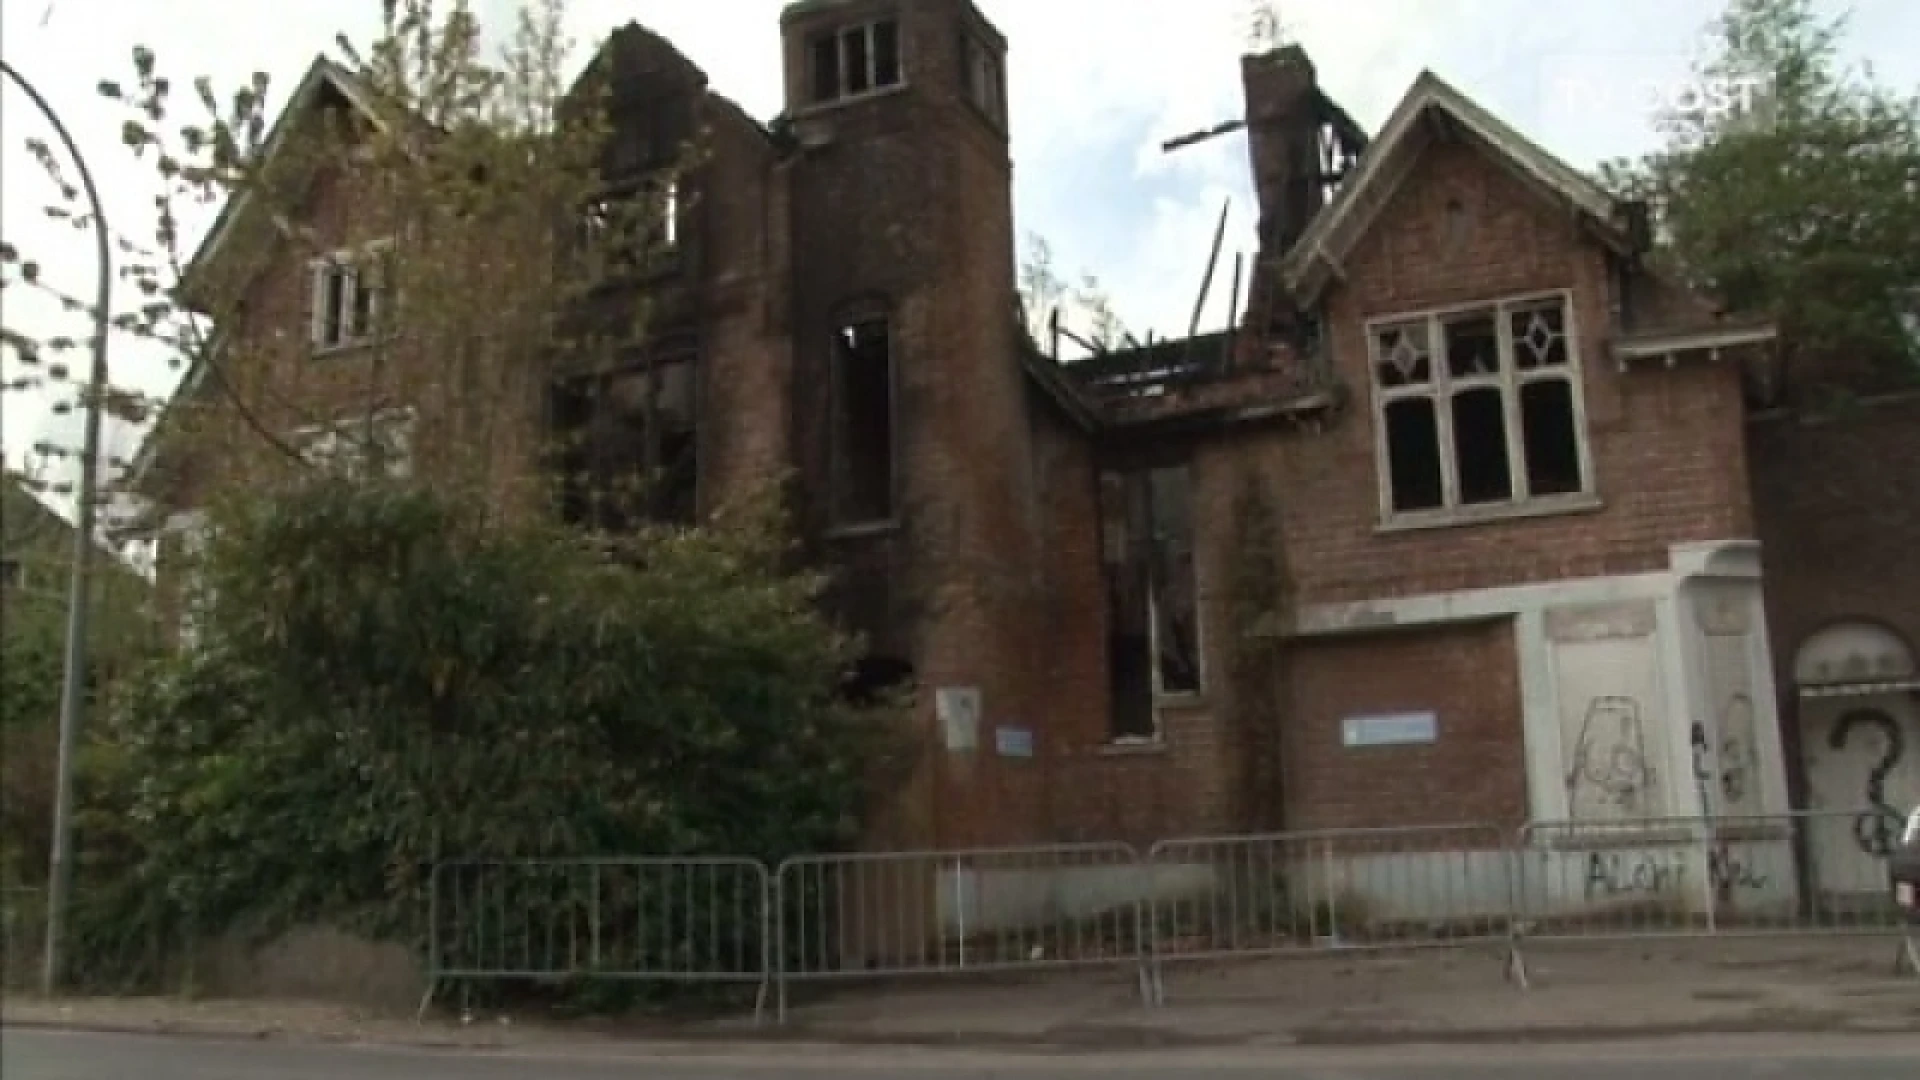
[
  {"x1": 1521, "y1": 379, "x2": 1583, "y2": 496},
  {"x1": 1444, "y1": 315, "x2": 1500, "y2": 378},
  {"x1": 1451, "y1": 388, "x2": 1513, "y2": 504},
  {"x1": 1374, "y1": 323, "x2": 1431, "y2": 388},
  {"x1": 550, "y1": 350, "x2": 699, "y2": 532},
  {"x1": 830, "y1": 318, "x2": 895, "y2": 525},
  {"x1": 808, "y1": 20, "x2": 903, "y2": 105},
  {"x1": 319, "y1": 268, "x2": 347, "y2": 346},
  {"x1": 843, "y1": 27, "x2": 872, "y2": 94},
  {"x1": 1147, "y1": 466, "x2": 1200, "y2": 695},
  {"x1": 1384, "y1": 398, "x2": 1443, "y2": 512},
  {"x1": 578, "y1": 177, "x2": 678, "y2": 277},
  {"x1": 1511, "y1": 304, "x2": 1569, "y2": 369},
  {"x1": 1100, "y1": 464, "x2": 1200, "y2": 741},
  {"x1": 809, "y1": 34, "x2": 839, "y2": 103},
  {"x1": 840, "y1": 655, "x2": 915, "y2": 708},
  {"x1": 873, "y1": 21, "x2": 901, "y2": 86}
]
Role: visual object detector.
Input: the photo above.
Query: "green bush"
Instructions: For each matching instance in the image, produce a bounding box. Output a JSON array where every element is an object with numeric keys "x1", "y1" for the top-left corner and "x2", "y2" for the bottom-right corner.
[{"x1": 75, "y1": 476, "x2": 894, "y2": 993}]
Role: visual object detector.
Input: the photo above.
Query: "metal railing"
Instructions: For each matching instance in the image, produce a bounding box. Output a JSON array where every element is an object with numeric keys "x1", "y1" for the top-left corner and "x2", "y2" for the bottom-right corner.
[
  {"x1": 1510, "y1": 809, "x2": 1919, "y2": 981},
  {"x1": 424, "y1": 857, "x2": 773, "y2": 1021},
  {"x1": 773, "y1": 843, "x2": 1149, "y2": 1021},
  {"x1": 403, "y1": 810, "x2": 1920, "y2": 1023},
  {"x1": 1145, "y1": 823, "x2": 1518, "y2": 1001}
]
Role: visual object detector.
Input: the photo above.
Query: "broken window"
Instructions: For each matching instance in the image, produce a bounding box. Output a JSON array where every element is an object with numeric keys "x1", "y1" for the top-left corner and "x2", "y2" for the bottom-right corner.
[
  {"x1": 829, "y1": 317, "x2": 895, "y2": 526},
  {"x1": 550, "y1": 346, "x2": 699, "y2": 532},
  {"x1": 308, "y1": 243, "x2": 389, "y2": 351},
  {"x1": 1101, "y1": 463, "x2": 1202, "y2": 742},
  {"x1": 808, "y1": 19, "x2": 903, "y2": 105},
  {"x1": 1371, "y1": 294, "x2": 1588, "y2": 520},
  {"x1": 578, "y1": 175, "x2": 679, "y2": 277}
]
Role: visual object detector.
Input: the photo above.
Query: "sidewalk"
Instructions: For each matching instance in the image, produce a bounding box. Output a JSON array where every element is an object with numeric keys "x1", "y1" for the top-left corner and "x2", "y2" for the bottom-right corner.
[{"x1": 4, "y1": 937, "x2": 1917, "y2": 1051}]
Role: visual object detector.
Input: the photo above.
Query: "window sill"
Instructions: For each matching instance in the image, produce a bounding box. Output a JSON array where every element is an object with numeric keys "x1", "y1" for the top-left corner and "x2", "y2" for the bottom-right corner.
[
  {"x1": 1156, "y1": 692, "x2": 1208, "y2": 712},
  {"x1": 1098, "y1": 737, "x2": 1168, "y2": 757},
  {"x1": 309, "y1": 337, "x2": 389, "y2": 360},
  {"x1": 825, "y1": 518, "x2": 901, "y2": 541},
  {"x1": 1376, "y1": 493, "x2": 1603, "y2": 535},
  {"x1": 791, "y1": 82, "x2": 911, "y2": 121}
]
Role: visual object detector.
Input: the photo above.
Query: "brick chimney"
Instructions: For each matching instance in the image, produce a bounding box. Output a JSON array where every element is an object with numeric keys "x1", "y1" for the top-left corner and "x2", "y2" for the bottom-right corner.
[
  {"x1": 1240, "y1": 44, "x2": 1324, "y2": 258},
  {"x1": 1234, "y1": 45, "x2": 1325, "y2": 369}
]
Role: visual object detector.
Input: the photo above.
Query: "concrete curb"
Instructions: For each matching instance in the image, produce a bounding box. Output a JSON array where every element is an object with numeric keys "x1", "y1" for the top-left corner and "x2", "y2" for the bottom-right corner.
[{"x1": 4, "y1": 1007, "x2": 1909, "y2": 1054}]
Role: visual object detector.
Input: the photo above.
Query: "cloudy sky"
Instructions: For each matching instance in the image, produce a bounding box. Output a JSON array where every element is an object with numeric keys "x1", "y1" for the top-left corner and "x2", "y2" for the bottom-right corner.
[{"x1": 3, "y1": 0, "x2": 1916, "y2": 523}]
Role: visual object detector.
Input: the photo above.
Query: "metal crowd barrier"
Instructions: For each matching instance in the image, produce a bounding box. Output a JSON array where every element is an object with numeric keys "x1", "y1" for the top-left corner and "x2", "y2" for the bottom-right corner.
[
  {"x1": 423, "y1": 857, "x2": 773, "y2": 1021},
  {"x1": 1145, "y1": 823, "x2": 1518, "y2": 1000},
  {"x1": 772, "y1": 843, "x2": 1148, "y2": 1021}
]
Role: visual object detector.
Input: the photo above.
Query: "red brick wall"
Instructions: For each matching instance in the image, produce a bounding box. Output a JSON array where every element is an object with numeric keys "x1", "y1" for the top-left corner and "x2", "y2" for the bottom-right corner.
[
  {"x1": 1282, "y1": 620, "x2": 1526, "y2": 831},
  {"x1": 1032, "y1": 411, "x2": 1241, "y2": 847},
  {"x1": 1273, "y1": 139, "x2": 1753, "y2": 609},
  {"x1": 1749, "y1": 393, "x2": 1920, "y2": 802}
]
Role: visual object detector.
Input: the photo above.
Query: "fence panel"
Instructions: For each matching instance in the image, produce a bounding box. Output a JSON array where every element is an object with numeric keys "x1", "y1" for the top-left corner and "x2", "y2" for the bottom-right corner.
[
  {"x1": 1515, "y1": 810, "x2": 1910, "y2": 944},
  {"x1": 427, "y1": 857, "x2": 772, "y2": 1019},
  {"x1": 774, "y1": 843, "x2": 1147, "y2": 1021},
  {"x1": 1145, "y1": 824, "x2": 1516, "y2": 999}
]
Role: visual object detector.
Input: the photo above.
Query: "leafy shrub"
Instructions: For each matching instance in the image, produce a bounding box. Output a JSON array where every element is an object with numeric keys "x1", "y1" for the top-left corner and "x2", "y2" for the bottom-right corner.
[{"x1": 75, "y1": 476, "x2": 896, "y2": 995}]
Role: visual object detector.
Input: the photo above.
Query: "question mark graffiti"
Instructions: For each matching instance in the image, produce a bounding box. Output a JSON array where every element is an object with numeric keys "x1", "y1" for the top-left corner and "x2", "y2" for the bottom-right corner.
[{"x1": 1827, "y1": 709, "x2": 1906, "y2": 857}]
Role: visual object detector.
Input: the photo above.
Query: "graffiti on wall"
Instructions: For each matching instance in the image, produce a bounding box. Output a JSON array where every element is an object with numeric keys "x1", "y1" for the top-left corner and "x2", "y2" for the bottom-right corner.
[
  {"x1": 1828, "y1": 709, "x2": 1907, "y2": 856},
  {"x1": 1689, "y1": 697, "x2": 1760, "y2": 815},
  {"x1": 1583, "y1": 847, "x2": 1770, "y2": 901},
  {"x1": 1566, "y1": 696, "x2": 1657, "y2": 820}
]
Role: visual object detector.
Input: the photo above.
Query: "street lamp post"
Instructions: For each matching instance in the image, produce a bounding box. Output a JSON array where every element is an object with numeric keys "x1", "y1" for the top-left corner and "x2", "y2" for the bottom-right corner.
[{"x1": 2, "y1": 59, "x2": 114, "y2": 994}]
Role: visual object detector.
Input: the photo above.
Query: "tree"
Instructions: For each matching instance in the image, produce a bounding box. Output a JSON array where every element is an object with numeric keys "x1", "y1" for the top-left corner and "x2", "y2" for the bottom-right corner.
[
  {"x1": 2, "y1": 0, "x2": 689, "y2": 526},
  {"x1": 1017, "y1": 231, "x2": 1128, "y2": 357},
  {"x1": 1600, "y1": 0, "x2": 1920, "y2": 387},
  {"x1": 68, "y1": 475, "x2": 892, "y2": 992}
]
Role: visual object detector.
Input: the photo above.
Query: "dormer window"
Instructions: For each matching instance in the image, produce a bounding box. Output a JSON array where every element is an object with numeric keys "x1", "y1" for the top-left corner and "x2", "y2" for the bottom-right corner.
[{"x1": 809, "y1": 19, "x2": 903, "y2": 105}]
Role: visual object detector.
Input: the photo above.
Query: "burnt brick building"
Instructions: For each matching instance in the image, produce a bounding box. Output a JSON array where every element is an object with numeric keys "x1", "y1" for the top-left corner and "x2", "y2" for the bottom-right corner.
[{"x1": 137, "y1": 0, "x2": 1920, "y2": 914}]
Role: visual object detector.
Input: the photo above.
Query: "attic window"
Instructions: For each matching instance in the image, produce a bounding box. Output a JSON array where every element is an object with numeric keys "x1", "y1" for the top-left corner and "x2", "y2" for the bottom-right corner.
[
  {"x1": 809, "y1": 19, "x2": 903, "y2": 105},
  {"x1": 309, "y1": 242, "x2": 390, "y2": 352},
  {"x1": 1370, "y1": 292, "x2": 1592, "y2": 526}
]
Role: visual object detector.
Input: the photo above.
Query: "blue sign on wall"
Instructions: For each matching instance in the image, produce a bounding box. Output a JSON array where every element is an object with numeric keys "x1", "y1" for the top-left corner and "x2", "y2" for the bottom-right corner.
[
  {"x1": 1342, "y1": 711, "x2": 1438, "y2": 748},
  {"x1": 995, "y1": 726, "x2": 1035, "y2": 758}
]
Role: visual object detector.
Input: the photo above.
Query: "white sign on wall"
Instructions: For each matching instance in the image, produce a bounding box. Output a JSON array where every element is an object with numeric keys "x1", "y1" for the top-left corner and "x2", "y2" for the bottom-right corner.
[
  {"x1": 936, "y1": 686, "x2": 981, "y2": 752},
  {"x1": 1342, "y1": 711, "x2": 1438, "y2": 748}
]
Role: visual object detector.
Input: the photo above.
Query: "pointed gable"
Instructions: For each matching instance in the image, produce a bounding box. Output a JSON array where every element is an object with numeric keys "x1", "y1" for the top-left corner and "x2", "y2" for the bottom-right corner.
[{"x1": 1281, "y1": 72, "x2": 1638, "y2": 307}]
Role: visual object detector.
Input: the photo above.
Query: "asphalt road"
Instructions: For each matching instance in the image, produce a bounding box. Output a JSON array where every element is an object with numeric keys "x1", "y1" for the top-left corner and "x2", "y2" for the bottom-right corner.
[{"x1": 6, "y1": 1030, "x2": 1920, "y2": 1079}]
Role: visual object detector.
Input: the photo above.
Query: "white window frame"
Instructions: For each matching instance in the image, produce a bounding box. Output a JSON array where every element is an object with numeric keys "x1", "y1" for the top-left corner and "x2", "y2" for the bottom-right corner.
[
  {"x1": 808, "y1": 19, "x2": 905, "y2": 105},
  {"x1": 308, "y1": 238, "x2": 393, "y2": 353},
  {"x1": 293, "y1": 407, "x2": 416, "y2": 479},
  {"x1": 1366, "y1": 289, "x2": 1597, "y2": 530}
]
